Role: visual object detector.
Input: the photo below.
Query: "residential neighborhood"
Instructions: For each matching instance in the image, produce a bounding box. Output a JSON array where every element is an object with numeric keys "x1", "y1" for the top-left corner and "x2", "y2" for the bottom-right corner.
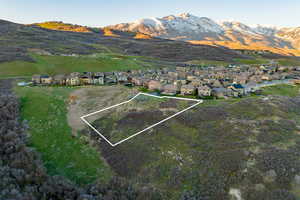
[{"x1": 30, "y1": 64, "x2": 300, "y2": 98}]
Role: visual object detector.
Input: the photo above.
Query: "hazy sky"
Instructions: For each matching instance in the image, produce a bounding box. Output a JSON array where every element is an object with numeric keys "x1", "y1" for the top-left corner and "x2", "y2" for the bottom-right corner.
[{"x1": 0, "y1": 0, "x2": 299, "y2": 27}]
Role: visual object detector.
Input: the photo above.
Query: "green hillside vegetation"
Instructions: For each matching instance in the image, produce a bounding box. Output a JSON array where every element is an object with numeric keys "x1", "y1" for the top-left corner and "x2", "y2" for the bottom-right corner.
[
  {"x1": 233, "y1": 58, "x2": 269, "y2": 65},
  {"x1": 188, "y1": 59, "x2": 230, "y2": 66},
  {"x1": 34, "y1": 21, "x2": 91, "y2": 32},
  {"x1": 0, "y1": 53, "x2": 148, "y2": 78},
  {"x1": 277, "y1": 58, "x2": 300, "y2": 66},
  {"x1": 15, "y1": 86, "x2": 113, "y2": 185},
  {"x1": 261, "y1": 84, "x2": 300, "y2": 97}
]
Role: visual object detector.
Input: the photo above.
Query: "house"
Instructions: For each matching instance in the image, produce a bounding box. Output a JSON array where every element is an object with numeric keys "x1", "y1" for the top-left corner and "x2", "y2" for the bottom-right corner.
[
  {"x1": 244, "y1": 82, "x2": 258, "y2": 94},
  {"x1": 40, "y1": 75, "x2": 53, "y2": 85},
  {"x1": 194, "y1": 69, "x2": 203, "y2": 76},
  {"x1": 142, "y1": 78, "x2": 151, "y2": 88},
  {"x1": 212, "y1": 88, "x2": 232, "y2": 98},
  {"x1": 115, "y1": 72, "x2": 128, "y2": 83},
  {"x1": 177, "y1": 71, "x2": 187, "y2": 79},
  {"x1": 211, "y1": 79, "x2": 223, "y2": 88},
  {"x1": 32, "y1": 75, "x2": 41, "y2": 84},
  {"x1": 148, "y1": 80, "x2": 162, "y2": 91},
  {"x1": 94, "y1": 72, "x2": 104, "y2": 77},
  {"x1": 66, "y1": 73, "x2": 80, "y2": 86},
  {"x1": 191, "y1": 78, "x2": 203, "y2": 87},
  {"x1": 221, "y1": 78, "x2": 232, "y2": 87},
  {"x1": 187, "y1": 74, "x2": 197, "y2": 81},
  {"x1": 293, "y1": 79, "x2": 300, "y2": 85},
  {"x1": 131, "y1": 77, "x2": 144, "y2": 86},
  {"x1": 80, "y1": 72, "x2": 93, "y2": 85},
  {"x1": 161, "y1": 84, "x2": 180, "y2": 95},
  {"x1": 105, "y1": 73, "x2": 117, "y2": 84},
  {"x1": 278, "y1": 66, "x2": 288, "y2": 72},
  {"x1": 168, "y1": 70, "x2": 178, "y2": 78},
  {"x1": 176, "y1": 66, "x2": 188, "y2": 72},
  {"x1": 180, "y1": 84, "x2": 195, "y2": 95},
  {"x1": 228, "y1": 83, "x2": 245, "y2": 97},
  {"x1": 295, "y1": 67, "x2": 300, "y2": 72},
  {"x1": 233, "y1": 74, "x2": 248, "y2": 84},
  {"x1": 93, "y1": 74, "x2": 104, "y2": 85},
  {"x1": 53, "y1": 74, "x2": 66, "y2": 85},
  {"x1": 176, "y1": 78, "x2": 187, "y2": 85},
  {"x1": 261, "y1": 75, "x2": 271, "y2": 81},
  {"x1": 197, "y1": 85, "x2": 212, "y2": 97}
]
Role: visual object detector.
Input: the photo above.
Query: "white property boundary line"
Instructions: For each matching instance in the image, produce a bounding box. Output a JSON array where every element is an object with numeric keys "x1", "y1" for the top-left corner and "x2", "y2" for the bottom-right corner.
[{"x1": 80, "y1": 92, "x2": 203, "y2": 147}]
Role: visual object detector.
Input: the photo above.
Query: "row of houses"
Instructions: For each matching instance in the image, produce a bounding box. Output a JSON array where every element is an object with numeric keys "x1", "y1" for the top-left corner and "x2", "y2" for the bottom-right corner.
[
  {"x1": 31, "y1": 64, "x2": 300, "y2": 98},
  {"x1": 32, "y1": 72, "x2": 126, "y2": 86}
]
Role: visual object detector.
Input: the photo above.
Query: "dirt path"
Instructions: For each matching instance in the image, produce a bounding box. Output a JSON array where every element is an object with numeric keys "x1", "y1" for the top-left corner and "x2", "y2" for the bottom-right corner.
[{"x1": 67, "y1": 85, "x2": 138, "y2": 135}]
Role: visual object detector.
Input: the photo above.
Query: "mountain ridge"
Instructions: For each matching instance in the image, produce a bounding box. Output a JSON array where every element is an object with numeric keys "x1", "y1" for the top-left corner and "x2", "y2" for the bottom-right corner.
[{"x1": 106, "y1": 13, "x2": 300, "y2": 56}]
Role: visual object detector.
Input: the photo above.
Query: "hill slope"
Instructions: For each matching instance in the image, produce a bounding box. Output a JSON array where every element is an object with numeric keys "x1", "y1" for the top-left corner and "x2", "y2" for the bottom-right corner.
[
  {"x1": 0, "y1": 19, "x2": 245, "y2": 64},
  {"x1": 33, "y1": 21, "x2": 91, "y2": 32}
]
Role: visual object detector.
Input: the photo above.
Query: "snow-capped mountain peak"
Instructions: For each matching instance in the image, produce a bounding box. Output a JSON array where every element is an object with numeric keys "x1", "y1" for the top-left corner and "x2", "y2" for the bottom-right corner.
[
  {"x1": 106, "y1": 13, "x2": 300, "y2": 52},
  {"x1": 178, "y1": 12, "x2": 192, "y2": 18}
]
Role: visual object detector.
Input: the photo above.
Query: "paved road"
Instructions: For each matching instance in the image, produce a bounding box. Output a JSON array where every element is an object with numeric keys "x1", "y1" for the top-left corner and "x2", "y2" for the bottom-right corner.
[{"x1": 244, "y1": 79, "x2": 294, "y2": 93}]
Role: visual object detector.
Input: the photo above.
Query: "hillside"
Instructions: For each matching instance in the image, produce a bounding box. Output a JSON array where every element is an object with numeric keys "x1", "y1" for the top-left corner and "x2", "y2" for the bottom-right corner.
[
  {"x1": 33, "y1": 21, "x2": 91, "y2": 32},
  {"x1": 0, "y1": 19, "x2": 245, "y2": 65},
  {"x1": 107, "y1": 13, "x2": 300, "y2": 56},
  {"x1": 14, "y1": 83, "x2": 300, "y2": 199}
]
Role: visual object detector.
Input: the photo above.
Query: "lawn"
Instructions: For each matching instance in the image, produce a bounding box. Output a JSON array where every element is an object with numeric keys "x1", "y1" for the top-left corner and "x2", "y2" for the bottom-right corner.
[
  {"x1": 15, "y1": 86, "x2": 113, "y2": 185},
  {"x1": 0, "y1": 53, "x2": 146, "y2": 78}
]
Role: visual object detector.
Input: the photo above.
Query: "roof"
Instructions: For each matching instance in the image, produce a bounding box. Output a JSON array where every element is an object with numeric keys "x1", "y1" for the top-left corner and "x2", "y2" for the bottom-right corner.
[
  {"x1": 54, "y1": 74, "x2": 66, "y2": 79},
  {"x1": 232, "y1": 83, "x2": 244, "y2": 89},
  {"x1": 212, "y1": 87, "x2": 228, "y2": 92},
  {"x1": 198, "y1": 85, "x2": 211, "y2": 90},
  {"x1": 163, "y1": 84, "x2": 178, "y2": 90},
  {"x1": 181, "y1": 84, "x2": 195, "y2": 89}
]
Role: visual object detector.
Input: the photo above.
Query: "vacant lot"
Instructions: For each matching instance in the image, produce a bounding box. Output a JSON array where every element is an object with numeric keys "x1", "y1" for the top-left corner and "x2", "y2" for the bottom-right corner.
[{"x1": 83, "y1": 94, "x2": 196, "y2": 144}]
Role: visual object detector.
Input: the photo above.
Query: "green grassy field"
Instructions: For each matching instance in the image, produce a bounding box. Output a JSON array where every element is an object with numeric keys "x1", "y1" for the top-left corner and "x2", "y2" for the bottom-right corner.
[
  {"x1": 277, "y1": 58, "x2": 300, "y2": 66},
  {"x1": 0, "y1": 53, "x2": 147, "y2": 78},
  {"x1": 261, "y1": 84, "x2": 300, "y2": 97},
  {"x1": 15, "y1": 86, "x2": 112, "y2": 185},
  {"x1": 189, "y1": 57, "x2": 272, "y2": 66},
  {"x1": 188, "y1": 59, "x2": 230, "y2": 66},
  {"x1": 233, "y1": 58, "x2": 269, "y2": 65}
]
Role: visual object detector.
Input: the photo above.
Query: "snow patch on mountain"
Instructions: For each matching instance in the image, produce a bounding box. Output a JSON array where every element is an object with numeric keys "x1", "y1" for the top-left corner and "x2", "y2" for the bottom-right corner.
[
  {"x1": 253, "y1": 25, "x2": 278, "y2": 36},
  {"x1": 107, "y1": 13, "x2": 300, "y2": 51},
  {"x1": 221, "y1": 21, "x2": 258, "y2": 35}
]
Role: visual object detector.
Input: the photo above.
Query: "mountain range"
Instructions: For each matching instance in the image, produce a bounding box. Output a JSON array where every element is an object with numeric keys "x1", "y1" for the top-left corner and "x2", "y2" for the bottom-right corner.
[{"x1": 107, "y1": 13, "x2": 300, "y2": 56}]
